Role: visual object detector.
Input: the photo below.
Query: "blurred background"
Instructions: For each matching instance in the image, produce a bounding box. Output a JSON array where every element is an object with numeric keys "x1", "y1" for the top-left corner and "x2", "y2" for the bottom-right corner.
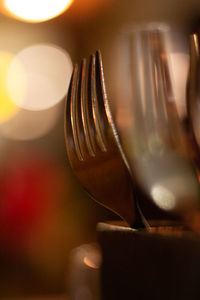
[{"x1": 0, "y1": 0, "x2": 200, "y2": 298}]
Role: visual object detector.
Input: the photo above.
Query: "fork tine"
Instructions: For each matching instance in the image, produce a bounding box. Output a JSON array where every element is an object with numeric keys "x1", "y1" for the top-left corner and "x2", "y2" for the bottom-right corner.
[
  {"x1": 95, "y1": 50, "x2": 116, "y2": 136},
  {"x1": 89, "y1": 54, "x2": 107, "y2": 152},
  {"x1": 80, "y1": 59, "x2": 95, "y2": 157},
  {"x1": 66, "y1": 64, "x2": 84, "y2": 161},
  {"x1": 96, "y1": 50, "x2": 149, "y2": 228},
  {"x1": 95, "y1": 50, "x2": 131, "y2": 169},
  {"x1": 95, "y1": 50, "x2": 109, "y2": 124}
]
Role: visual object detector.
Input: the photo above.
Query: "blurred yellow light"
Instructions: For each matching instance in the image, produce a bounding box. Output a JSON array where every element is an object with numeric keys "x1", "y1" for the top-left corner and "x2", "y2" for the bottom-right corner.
[
  {"x1": 0, "y1": 52, "x2": 19, "y2": 123},
  {"x1": 4, "y1": 0, "x2": 74, "y2": 23}
]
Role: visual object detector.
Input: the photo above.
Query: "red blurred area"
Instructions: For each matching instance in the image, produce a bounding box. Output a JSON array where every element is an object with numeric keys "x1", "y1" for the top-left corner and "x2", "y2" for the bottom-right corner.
[{"x1": 0, "y1": 154, "x2": 63, "y2": 253}]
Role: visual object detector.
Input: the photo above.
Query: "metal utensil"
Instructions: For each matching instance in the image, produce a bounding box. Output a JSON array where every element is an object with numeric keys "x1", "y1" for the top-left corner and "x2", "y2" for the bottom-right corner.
[
  {"x1": 64, "y1": 50, "x2": 146, "y2": 228},
  {"x1": 119, "y1": 26, "x2": 200, "y2": 221}
]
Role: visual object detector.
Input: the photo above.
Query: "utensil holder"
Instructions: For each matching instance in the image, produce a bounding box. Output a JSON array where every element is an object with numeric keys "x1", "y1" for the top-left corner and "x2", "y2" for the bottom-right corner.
[{"x1": 97, "y1": 221, "x2": 200, "y2": 300}]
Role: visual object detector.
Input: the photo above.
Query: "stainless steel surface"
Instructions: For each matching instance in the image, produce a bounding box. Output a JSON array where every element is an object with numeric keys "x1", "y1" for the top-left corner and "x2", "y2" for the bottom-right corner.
[
  {"x1": 64, "y1": 50, "x2": 138, "y2": 227},
  {"x1": 119, "y1": 25, "x2": 200, "y2": 220}
]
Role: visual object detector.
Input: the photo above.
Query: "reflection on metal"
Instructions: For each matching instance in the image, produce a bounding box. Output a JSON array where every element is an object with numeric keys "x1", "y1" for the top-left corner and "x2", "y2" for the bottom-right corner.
[
  {"x1": 6, "y1": 44, "x2": 73, "y2": 111},
  {"x1": 4, "y1": 0, "x2": 74, "y2": 23}
]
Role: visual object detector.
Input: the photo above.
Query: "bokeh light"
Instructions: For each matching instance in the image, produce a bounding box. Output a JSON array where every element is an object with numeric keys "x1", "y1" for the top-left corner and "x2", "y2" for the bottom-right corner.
[
  {"x1": 4, "y1": 0, "x2": 74, "y2": 23},
  {"x1": 0, "y1": 51, "x2": 20, "y2": 124},
  {"x1": 6, "y1": 44, "x2": 73, "y2": 111},
  {"x1": 0, "y1": 104, "x2": 62, "y2": 141},
  {"x1": 151, "y1": 184, "x2": 176, "y2": 211}
]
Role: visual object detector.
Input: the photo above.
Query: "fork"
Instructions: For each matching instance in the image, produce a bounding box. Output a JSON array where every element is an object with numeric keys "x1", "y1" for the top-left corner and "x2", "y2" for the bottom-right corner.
[{"x1": 64, "y1": 50, "x2": 147, "y2": 228}]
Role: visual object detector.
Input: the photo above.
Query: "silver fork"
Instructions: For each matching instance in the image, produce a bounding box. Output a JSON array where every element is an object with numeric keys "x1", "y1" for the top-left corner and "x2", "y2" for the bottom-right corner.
[{"x1": 64, "y1": 50, "x2": 147, "y2": 228}]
